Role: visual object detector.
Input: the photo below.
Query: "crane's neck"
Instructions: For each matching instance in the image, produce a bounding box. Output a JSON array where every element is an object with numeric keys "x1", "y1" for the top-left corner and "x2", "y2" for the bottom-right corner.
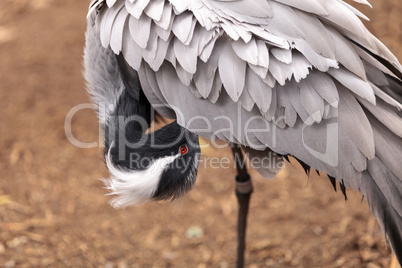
[{"x1": 85, "y1": 23, "x2": 200, "y2": 206}]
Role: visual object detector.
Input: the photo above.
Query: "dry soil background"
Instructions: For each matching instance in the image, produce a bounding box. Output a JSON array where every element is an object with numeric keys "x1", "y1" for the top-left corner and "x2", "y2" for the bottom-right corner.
[{"x1": 0, "y1": 0, "x2": 401, "y2": 267}]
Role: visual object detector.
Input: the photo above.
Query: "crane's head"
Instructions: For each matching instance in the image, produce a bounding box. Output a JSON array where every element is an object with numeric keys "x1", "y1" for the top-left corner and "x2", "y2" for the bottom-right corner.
[
  {"x1": 103, "y1": 118, "x2": 201, "y2": 207},
  {"x1": 84, "y1": 42, "x2": 201, "y2": 207}
]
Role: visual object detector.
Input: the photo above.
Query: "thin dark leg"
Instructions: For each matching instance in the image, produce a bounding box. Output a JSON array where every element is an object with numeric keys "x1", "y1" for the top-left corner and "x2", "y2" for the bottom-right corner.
[{"x1": 231, "y1": 145, "x2": 253, "y2": 268}]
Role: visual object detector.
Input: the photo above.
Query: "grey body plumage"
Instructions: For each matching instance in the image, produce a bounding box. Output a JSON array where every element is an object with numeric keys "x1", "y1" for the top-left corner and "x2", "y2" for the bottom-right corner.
[{"x1": 84, "y1": 0, "x2": 402, "y2": 264}]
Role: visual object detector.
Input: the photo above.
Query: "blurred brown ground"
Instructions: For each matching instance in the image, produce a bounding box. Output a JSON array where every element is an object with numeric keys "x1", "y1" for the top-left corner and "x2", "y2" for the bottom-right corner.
[{"x1": 0, "y1": 0, "x2": 401, "y2": 267}]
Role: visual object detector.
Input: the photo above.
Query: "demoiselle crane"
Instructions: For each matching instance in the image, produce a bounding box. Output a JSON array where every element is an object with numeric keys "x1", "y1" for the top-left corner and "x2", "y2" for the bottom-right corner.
[{"x1": 84, "y1": 0, "x2": 402, "y2": 266}]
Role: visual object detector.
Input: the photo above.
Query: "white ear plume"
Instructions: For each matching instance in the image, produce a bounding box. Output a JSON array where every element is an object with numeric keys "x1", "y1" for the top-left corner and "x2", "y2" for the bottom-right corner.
[{"x1": 103, "y1": 147, "x2": 180, "y2": 207}]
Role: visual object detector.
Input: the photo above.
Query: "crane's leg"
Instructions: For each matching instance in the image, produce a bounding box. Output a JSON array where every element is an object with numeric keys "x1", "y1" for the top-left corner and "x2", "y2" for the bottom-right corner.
[{"x1": 231, "y1": 145, "x2": 253, "y2": 268}]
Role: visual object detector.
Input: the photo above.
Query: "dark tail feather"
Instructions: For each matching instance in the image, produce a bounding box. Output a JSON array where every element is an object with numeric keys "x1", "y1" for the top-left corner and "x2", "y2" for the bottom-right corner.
[
  {"x1": 340, "y1": 179, "x2": 348, "y2": 201},
  {"x1": 360, "y1": 170, "x2": 402, "y2": 264},
  {"x1": 294, "y1": 156, "x2": 311, "y2": 176},
  {"x1": 328, "y1": 175, "x2": 337, "y2": 192}
]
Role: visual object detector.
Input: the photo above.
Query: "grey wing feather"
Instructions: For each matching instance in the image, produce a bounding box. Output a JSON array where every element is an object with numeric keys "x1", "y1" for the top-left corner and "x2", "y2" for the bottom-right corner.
[
  {"x1": 100, "y1": 1, "x2": 125, "y2": 48},
  {"x1": 246, "y1": 67, "x2": 272, "y2": 113},
  {"x1": 238, "y1": 84, "x2": 255, "y2": 112},
  {"x1": 358, "y1": 98, "x2": 402, "y2": 138},
  {"x1": 109, "y1": 7, "x2": 128, "y2": 54},
  {"x1": 299, "y1": 79, "x2": 325, "y2": 123},
  {"x1": 326, "y1": 26, "x2": 366, "y2": 79},
  {"x1": 338, "y1": 86, "x2": 375, "y2": 159},
  {"x1": 128, "y1": 15, "x2": 151, "y2": 49},
  {"x1": 122, "y1": 23, "x2": 142, "y2": 70},
  {"x1": 173, "y1": 35, "x2": 198, "y2": 74},
  {"x1": 277, "y1": 86, "x2": 297, "y2": 127},
  {"x1": 207, "y1": 72, "x2": 223, "y2": 104},
  {"x1": 193, "y1": 59, "x2": 216, "y2": 98},
  {"x1": 270, "y1": 47, "x2": 292, "y2": 64},
  {"x1": 307, "y1": 71, "x2": 339, "y2": 107},
  {"x1": 218, "y1": 42, "x2": 246, "y2": 102},
  {"x1": 328, "y1": 68, "x2": 376, "y2": 103},
  {"x1": 144, "y1": 0, "x2": 164, "y2": 21}
]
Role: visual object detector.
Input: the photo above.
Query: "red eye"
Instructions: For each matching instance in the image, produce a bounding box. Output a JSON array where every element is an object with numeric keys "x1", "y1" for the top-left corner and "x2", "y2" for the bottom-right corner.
[{"x1": 179, "y1": 145, "x2": 188, "y2": 155}]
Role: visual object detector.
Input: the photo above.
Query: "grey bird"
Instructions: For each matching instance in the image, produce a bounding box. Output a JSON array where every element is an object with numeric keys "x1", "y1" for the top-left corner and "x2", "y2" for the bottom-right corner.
[{"x1": 84, "y1": 0, "x2": 402, "y2": 266}]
